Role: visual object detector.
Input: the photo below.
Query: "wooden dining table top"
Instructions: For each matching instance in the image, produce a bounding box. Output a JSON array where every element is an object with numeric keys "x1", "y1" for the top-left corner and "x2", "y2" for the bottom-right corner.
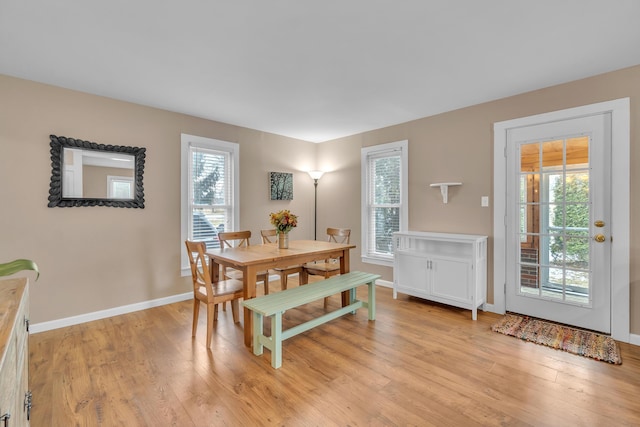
[{"x1": 206, "y1": 239, "x2": 356, "y2": 269}]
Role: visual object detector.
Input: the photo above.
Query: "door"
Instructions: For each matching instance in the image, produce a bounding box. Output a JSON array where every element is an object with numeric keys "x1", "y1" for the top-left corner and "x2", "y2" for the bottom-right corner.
[
  {"x1": 505, "y1": 113, "x2": 611, "y2": 333},
  {"x1": 62, "y1": 148, "x2": 83, "y2": 198}
]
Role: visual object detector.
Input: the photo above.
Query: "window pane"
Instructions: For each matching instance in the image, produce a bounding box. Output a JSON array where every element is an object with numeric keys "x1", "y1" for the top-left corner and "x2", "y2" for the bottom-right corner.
[
  {"x1": 192, "y1": 208, "x2": 223, "y2": 250},
  {"x1": 189, "y1": 146, "x2": 232, "y2": 250},
  {"x1": 373, "y1": 156, "x2": 400, "y2": 204},
  {"x1": 192, "y1": 150, "x2": 227, "y2": 205},
  {"x1": 373, "y1": 207, "x2": 399, "y2": 254}
]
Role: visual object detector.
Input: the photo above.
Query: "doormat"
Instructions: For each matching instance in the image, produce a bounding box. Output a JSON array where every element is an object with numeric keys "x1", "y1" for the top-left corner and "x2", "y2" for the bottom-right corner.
[{"x1": 491, "y1": 314, "x2": 622, "y2": 365}]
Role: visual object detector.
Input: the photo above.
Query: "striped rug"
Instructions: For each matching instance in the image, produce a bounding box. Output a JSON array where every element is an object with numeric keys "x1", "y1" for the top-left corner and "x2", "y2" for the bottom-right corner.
[{"x1": 491, "y1": 314, "x2": 622, "y2": 365}]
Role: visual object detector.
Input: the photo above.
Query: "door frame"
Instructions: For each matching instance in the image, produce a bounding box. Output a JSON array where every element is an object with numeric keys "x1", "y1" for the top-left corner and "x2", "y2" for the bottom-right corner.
[{"x1": 492, "y1": 98, "x2": 630, "y2": 342}]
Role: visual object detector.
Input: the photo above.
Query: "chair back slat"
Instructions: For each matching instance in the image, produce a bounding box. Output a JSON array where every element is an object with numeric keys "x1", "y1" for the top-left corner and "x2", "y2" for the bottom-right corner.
[
  {"x1": 218, "y1": 230, "x2": 252, "y2": 248},
  {"x1": 260, "y1": 229, "x2": 277, "y2": 244},
  {"x1": 185, "y1": 240, "x2": 214, "y2": 300},
  {"x1": 327, "y1": 227, "x2": 350, "y2": 244}
]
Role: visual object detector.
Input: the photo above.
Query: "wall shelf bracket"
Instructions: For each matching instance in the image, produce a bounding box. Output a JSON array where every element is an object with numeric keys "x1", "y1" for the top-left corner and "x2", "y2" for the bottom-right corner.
[{"x1": 430, "y1": 182, "x2": 462, "y2": 204}]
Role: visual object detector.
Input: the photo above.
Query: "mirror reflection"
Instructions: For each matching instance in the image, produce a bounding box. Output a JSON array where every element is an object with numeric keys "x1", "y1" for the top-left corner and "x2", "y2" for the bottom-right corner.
[
  {"x1": 62, "y1": 148, "x2": 135, "y2": 199},
  {"x1": 48, "y1": 134, "x2": 146, "y2": 208}
]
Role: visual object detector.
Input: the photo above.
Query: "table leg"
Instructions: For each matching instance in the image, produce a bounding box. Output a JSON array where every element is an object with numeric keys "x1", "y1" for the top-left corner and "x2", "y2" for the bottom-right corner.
[
  {"x1": 243, "y1": 266, "x2": 258, "y2": 347},
  {"x1": 209, "y1": 258, "x2": 220, "y2": 283},
  {"x1": 340, "y1": 249, "x2": 351, "y2": 306}
]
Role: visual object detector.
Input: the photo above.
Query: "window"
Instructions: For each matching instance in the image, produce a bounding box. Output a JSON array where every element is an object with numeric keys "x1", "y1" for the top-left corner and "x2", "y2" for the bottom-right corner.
[
  {"x1": 361, "y1": 140, "x2": 408, "y2": 266},
  {"x1": 107, "y1": 175, "x2": 133, "y2": 199},
  {"x1": 181, "y1": 134, "x2": 239, "y2": 275}
]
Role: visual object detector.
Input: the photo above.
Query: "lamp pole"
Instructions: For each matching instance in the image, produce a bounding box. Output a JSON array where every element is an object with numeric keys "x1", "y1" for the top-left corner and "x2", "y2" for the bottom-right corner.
[
  {"x1": 313, "y1": 179, "x2": 319, "y2": 240},
  {"x1": 308, "y1": 171, "x2": 324, "y2": 240}
]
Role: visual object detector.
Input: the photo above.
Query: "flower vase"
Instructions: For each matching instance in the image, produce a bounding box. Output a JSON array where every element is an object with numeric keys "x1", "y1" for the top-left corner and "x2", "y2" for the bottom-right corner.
[{"x1": 278, "y1": 232, "x2": 289, "y2": 249}]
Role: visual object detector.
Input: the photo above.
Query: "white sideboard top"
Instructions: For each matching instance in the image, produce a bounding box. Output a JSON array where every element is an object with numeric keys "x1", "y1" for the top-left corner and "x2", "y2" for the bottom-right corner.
[{"x1": 393, "y1": 231, "x2": 488, "y2": 242}]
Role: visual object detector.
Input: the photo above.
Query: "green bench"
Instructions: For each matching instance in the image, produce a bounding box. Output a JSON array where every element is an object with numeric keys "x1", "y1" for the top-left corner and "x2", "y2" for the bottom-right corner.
[{"x1": 242, "y1": 271, "x2": 380, "y2": 369}]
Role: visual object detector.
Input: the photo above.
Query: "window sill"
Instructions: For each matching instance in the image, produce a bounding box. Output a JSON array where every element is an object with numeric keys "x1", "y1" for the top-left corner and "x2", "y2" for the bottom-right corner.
[{"x1": 361, "y1": 255, "x2": 394, "y2": 268}]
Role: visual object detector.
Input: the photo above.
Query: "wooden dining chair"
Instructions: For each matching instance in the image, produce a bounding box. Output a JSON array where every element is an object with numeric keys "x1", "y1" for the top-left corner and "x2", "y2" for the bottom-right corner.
[
  {"x1": 260, "y1": 229, "x2": 303, "y2": 290},
  {"x1": 217, "y1": 230, "x2": 270, "y2": 294},
  {"x1": 185, "y1": 240, "x2": 243, "y2": 348},
  {"x1": 300, "y1": 227, "x2": 351, "y2": 305}
]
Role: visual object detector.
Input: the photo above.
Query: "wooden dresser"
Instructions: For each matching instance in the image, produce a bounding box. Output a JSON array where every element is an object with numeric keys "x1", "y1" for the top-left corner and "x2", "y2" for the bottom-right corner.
[{"x1": 0, "y1": 278, "x2": 31, "y2": 426}]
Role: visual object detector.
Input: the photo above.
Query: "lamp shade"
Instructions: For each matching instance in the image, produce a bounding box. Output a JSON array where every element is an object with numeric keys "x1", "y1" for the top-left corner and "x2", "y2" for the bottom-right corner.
[{"x1": 308, "y1": 170, "x2": 324, "y2": 180}]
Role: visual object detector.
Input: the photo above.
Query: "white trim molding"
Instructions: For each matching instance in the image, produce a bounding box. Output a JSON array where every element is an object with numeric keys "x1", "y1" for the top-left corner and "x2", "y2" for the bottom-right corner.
[{"x1": 30, "y1": 292, "x2": 192, "y2": 334}]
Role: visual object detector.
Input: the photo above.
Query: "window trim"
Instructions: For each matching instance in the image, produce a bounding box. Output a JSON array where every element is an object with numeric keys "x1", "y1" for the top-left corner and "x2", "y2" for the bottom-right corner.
[
  {"x1": 180, "y1": 134, "x2": 239, "y2": 276},
  {"x1": 361, "y1": 140, "x2": 408, "y2": 267}
]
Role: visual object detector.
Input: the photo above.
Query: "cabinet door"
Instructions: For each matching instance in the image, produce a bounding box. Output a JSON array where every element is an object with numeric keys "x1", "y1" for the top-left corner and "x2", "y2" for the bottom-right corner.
[
  {"x1": 431, "y1": 258, "x2": 471, "y2": 303},
  {"x1": 396, "y1": 252, "x2": 429, "y2": 295},
  {"x1": 0, "y1": 326, "x2": 17, "y2": 425}
]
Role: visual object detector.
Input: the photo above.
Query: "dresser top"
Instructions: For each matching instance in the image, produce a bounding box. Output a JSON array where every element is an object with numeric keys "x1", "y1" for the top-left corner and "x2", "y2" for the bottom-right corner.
[{"x1": 393, "y1": 231, "x2": 488, "y2": 242}]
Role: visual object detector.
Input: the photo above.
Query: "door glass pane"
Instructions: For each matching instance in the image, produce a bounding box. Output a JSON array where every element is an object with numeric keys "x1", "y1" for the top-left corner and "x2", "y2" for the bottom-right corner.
[
  {"x1": 541, "y1": 139, "x2": 563, "y2": 168},
  {"x1": 520, "y1": 264, "x2": 539, "y2": 295},
  {"x1": 565, "y1": 269, "x2": 590, "y2": 304},
  {"x1": 548, "y1": 234, "x2": 565, "y2": 267},
  {"x1": 567, "y1": 136, "x2": 589, "y2": 165},
  {"x1": 518, "y1": 137, "x2": 590, "y2": 306},
  {"x1": 565, "y1": 173, "x2": 589, "y2": 202}
]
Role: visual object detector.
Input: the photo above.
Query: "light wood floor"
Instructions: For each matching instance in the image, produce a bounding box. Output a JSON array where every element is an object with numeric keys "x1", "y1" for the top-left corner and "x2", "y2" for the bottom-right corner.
[{"x1": 30, "y1": 277, "x2": 640, "y2": 426}]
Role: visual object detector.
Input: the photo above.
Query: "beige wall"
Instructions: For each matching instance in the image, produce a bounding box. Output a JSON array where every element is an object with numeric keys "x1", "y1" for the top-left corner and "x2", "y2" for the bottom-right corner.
[
  {"x1": 1, "y1": 64, "x2": 639, "y2": 333},
  {"x1": 318, "y1": 65, "x2": 639, "y2": 333},
  {"x1": 0, "y1": 74, "x2": 318, "y2": 324}
]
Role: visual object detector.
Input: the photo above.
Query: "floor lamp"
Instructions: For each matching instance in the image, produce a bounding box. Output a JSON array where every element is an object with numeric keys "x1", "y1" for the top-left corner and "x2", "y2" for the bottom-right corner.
[{"x1": 308, "y1": 170, "x2": 324, "y2": 240}]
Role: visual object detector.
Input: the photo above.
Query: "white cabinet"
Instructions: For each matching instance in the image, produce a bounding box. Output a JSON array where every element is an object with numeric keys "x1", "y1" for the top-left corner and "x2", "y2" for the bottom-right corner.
[
  {"x1": 0, "y1": 278, "x2": 31, "y2": 426},
  {"x1": 393, "y1": 231, "x2": 487, "y2": 320}
]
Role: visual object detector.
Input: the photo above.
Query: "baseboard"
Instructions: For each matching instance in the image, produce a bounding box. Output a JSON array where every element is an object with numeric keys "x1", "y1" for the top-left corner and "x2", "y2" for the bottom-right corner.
[
  {"x1": 482, "y1": 303, "x2": 502, "y2": 314},
  {"x1": 30, "y1": 292, "x2": 193, "y2": 334},
  {"x1": 376, "y1": 279, "x2": 393, "y2": 289}
]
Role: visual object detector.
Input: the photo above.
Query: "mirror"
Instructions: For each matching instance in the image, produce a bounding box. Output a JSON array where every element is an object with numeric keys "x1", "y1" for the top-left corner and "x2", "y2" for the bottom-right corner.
[{"x1": 48, "y1": 135, "x2": 146, "y2": 208}]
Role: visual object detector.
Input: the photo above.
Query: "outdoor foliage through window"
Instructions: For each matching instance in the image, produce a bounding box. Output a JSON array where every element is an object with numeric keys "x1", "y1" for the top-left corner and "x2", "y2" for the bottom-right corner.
[
  {"x1": 372, "y1": 156, "x2": 400, "y2": 254},
  {"x1": 550, "y1": 172, "x2": 589, "y2": 267}
]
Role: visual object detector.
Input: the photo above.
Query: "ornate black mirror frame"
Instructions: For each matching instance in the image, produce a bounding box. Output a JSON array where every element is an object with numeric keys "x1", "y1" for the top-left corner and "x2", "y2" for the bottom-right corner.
[{"x1": 48, "y1": 135, "x2": 146, "y2": 208}]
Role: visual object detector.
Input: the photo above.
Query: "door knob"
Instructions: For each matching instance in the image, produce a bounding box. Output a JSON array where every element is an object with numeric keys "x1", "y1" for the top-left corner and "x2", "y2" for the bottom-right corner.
[
  {"x1": 594, "y1": 220, "x2": 605, "y2": 228},
  {"x1": 594, "y1": 234, "x2": 606, "y2": 243}
]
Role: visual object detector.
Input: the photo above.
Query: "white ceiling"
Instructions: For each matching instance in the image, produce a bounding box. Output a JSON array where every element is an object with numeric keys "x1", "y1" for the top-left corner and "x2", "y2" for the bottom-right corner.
[{"x1": 2, "y1": 1, "x2": 639, "y2": 143}]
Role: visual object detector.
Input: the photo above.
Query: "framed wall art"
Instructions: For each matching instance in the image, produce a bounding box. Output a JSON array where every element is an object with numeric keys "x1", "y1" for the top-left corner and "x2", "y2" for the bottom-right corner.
[{"x1": 269, "y1": 172, "x2": 293, "y2": 200}]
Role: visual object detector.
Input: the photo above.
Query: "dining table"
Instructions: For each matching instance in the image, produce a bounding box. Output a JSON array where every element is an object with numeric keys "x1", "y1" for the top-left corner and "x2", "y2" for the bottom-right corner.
[{"x1": 207, "y1": 239, "x2": 356, "y2": 348}]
